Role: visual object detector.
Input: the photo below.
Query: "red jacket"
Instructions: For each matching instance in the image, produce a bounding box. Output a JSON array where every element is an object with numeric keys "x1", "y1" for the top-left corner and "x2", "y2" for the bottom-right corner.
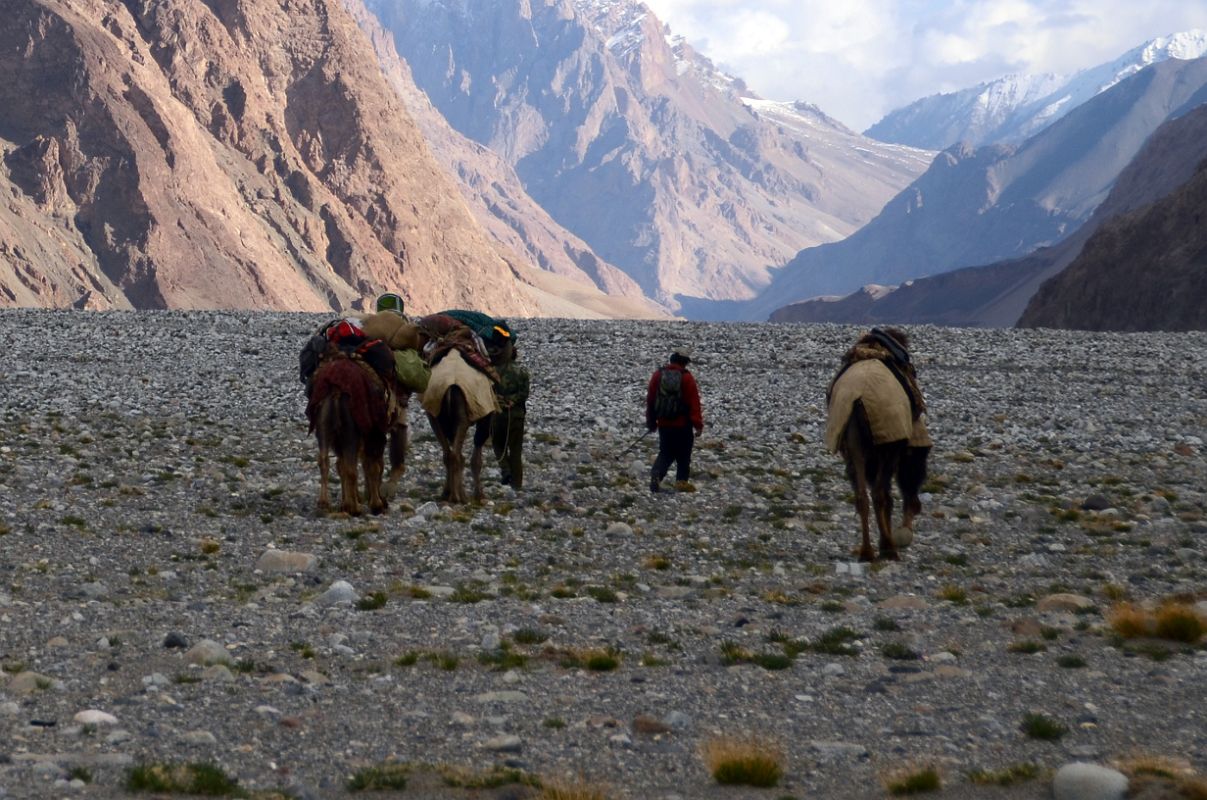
[{"x1": 646, "y1": 364, "x2": 703, "y2": 431}]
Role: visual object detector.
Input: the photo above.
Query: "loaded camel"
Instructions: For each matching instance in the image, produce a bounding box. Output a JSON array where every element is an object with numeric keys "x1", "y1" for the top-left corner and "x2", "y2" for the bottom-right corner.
[
  {"x1": 824, "y1": 328, "x2": 932, "y2": 561},
  {"x1": 418, "y1": 314, "x2": 512, "y2": 504}
]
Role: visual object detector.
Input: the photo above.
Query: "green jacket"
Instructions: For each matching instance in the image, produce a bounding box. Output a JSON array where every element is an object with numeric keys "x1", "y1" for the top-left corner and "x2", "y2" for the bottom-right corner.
[{"x1": 495, "y1": 360, "x2": 530, "y2": 416}]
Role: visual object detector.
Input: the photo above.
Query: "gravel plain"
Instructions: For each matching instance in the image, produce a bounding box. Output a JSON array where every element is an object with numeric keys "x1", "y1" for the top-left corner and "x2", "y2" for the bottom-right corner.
[{"x1": 1, "y1": 309, "x2": 1205, "y2": 800}]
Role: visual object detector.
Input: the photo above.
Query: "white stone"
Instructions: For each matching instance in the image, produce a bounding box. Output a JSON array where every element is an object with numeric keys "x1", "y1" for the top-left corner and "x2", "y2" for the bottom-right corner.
[
  {"x1": 256, "y1": 550, "x2": 317, "y2": 573},
  {"x1": 315, "y1": 580, "x2": 358, "y2": 607},
  {"x1": 185, "y1": 639, "x2": 232, "y2": 666},
  {"x1": 73, "y1": 709, "x2": 118, "y2": 726},
  {"x1": 1052, "y1": 762, "x2": 1128, "y2": 800}
]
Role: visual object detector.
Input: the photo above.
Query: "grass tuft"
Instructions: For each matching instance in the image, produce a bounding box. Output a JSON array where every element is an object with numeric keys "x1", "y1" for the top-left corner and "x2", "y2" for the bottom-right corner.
[
  {"x1": 1008, "y1": 640, "x2": 1045, "y2": 654},
  {"x1": 701, "y1": 736, "x2": 783, "y2": 787},
  {"x1": 127, "y1": 762, "x2": 241, "y2": 795},
  {"x1": 1154, "y1": 603, "x2": 1206, "y2": 643},
  {"x1": 539, "y1": 776, "x2": 612, "y2": 800},
  {"x1": 1020, "y1": 712, "x2": 1067, "y2": 741},
  {"x1": 356, "y1": 591, "x2": 387, "y2": 611},
  {"x1": 347, "y1": 762, "x2": 409, "y2": 791},
  {"x1": 439, "y1": 765, "x2": 539, "y2": 789},
  {"x1": 881, "y1": 642, "x2": 920, "y2": 660},
  {"x1": 1108, "y1": 602, "x2": 1152, "y2": 638},
  {"x1": 968, "y1": 762, "x2": 1041, "y2": 786},
  {"x1": 884, "y1": 764, "x2": 942, "y2": 795},
  {"x1": 1109, "y1": 600, "x2": 1206, "y2": 643}
]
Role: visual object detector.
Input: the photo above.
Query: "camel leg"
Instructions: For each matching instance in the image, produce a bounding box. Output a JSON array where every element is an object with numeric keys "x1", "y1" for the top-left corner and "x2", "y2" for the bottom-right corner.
[
  {"x1": 448, "y1": 416, "x2": 468, "y2": 504},
  {"x1": 317, "y1": 440, "x2": 331, "y2": 512},
  {"x1": 843, "y1": 406, "x2": 877, "y2": 562},
  {"x1": 470, "y1": 415, "x2": 491, "y2": 504},
  {"x1": 337, "y1": 447, "x2": 361, "y2": 516},
  {"x1": 873, "y1": 463, "x2": 898, "y2": 560},
  {"x1": 429, "y1": 414, "x2": 454, "y2": 502},
  {"x1": 873, "y1": 443, "x2": 905, "y2": 560},
  {"x1": 849, "y1": 463, "x2": 875, "y2": 562},
  {"x1": 364, "y1": 432, "x2": 387, "y2": 515},
  {"x1": 383, "y1": 420, "x2": 408, "y2": 499},
  {"x1": 316, "y1": 396, "x2": 337, "y2": 513},
  {"x1": 897, "y1": 445, "x2": 930, "y2": 531}
]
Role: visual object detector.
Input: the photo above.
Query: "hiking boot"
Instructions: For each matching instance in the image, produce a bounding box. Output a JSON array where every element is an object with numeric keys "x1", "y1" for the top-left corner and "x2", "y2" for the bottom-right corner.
[
  {"x1": 650, "y1": 477, "x2": 661, "y2": 493},
  {"x1": 674, "y1": 480, "x2": 696, "y2": 493}
]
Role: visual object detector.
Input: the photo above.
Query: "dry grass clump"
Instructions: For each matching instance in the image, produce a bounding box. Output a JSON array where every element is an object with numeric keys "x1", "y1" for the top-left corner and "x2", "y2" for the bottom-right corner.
[
  {"x1": 1114, "y1": 755, "x2": 1207, "y2": 800},
  {"x1": 127, "y1": 762, "x2": 241, "y2": 794},
  {"x1": 1108, "y1": 602, "x2": 1152, "y2": 638},
  {"x1": 439, "y1": 764, "x2": 539, "y2": 789},
  {"x1": 347, "y1": 761, "x2": 410, "y2": 791},
  {"x1": 1154, "y1": 603, "x2": 1206, "y2": 643},
  {"x1": 968, "y1": 762, "x2": 1042, "y2": 786},
  {"x1": 700, "y1": 736, "x2": 783, "y2": 787},
  {"x1": 883, "y1": 763, "x2": 942, "y2": 795},
  {"x1": 539, "y1": 776, "x2": 612, "y2": 800},
  {"x1": 1108, "y1": 600, "x2": 1206, "y2": 643}
]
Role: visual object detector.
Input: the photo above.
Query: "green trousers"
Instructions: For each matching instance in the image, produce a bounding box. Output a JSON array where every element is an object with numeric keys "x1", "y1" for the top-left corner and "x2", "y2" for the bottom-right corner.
[{"x1": 491, "y1": 409, "x2": 525, "y2": 489}]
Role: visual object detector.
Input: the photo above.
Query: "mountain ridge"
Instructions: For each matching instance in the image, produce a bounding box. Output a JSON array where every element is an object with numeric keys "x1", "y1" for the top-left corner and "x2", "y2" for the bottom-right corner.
[
  {"x1": 866, "y1": 29, "x2": 1207, "y2": 150},
  {"x1": 772, "y1": 102, "x2": 1207, "y2": 330},
  {"x1": 369, "y1": 0, "x2": 932, "y2": 309},
  {"x1": 751, "y1": 56, "x2": 1207, "y2": 322}
]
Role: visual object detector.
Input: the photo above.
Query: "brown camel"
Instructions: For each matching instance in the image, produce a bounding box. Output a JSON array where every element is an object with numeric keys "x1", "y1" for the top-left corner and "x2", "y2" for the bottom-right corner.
[
  {"x1": 307, "y1": 354, "x2": 394, "y2": 516},
  {"x1": 825, "y1": 328, "x2": 932, "y2": 561}
]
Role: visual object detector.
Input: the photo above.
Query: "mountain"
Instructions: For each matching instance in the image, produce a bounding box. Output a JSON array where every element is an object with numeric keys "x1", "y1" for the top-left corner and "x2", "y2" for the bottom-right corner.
[
  {"x1": 367, "y1": 0, "x2": 932, "y2": 309},
  {"x1": 343, "y1": 0, "x2": 665, "y2": 318},
  {"x1": 772, "y1": 102, "x2": 1207, "y2": 330},
  {"x1": 1018, "y1": 124, "x2": 1207, "y2": 330},
  {"x1": 866, "y1": 30, "x2": 1207, "y2": 150},
  {"x1": 751, "y1": 56, "x2": 1207, "y2": 322},
  {"x1": 0, "y1": 0, "x2": 656, "y2": 317}
]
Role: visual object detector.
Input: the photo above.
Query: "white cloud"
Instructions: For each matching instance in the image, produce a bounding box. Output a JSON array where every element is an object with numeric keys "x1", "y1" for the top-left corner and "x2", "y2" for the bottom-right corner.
[{"x1": 642, "y1": 0, "x2": 1207, "y2": 130}]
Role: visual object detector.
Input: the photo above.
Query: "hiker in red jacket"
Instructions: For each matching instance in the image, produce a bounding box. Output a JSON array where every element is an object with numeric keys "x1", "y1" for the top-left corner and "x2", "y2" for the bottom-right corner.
[{"x1": 646, "y1": 347, "x2": 704, "y2": 493}]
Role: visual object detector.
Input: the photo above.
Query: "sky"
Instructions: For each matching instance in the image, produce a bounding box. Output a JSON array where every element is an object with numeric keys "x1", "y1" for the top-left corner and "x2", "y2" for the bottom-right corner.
[{"x1": 641, "y1": 0, "x2": 1207, "y2": 131}]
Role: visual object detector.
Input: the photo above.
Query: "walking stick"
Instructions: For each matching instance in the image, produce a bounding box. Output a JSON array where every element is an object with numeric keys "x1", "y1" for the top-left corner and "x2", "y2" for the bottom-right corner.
[{"x1": 618, "y1": 428, "x2": 654, "y2": 458}]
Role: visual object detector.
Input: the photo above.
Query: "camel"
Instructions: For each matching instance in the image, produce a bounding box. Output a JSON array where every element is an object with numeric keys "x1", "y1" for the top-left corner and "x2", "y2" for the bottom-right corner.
[
  {"x1": 825, "y1": 328, "x2": 932, "y2": 561},
  {"x1": 307, "y1": 353, "x2": 398, "y2": 515},
  {"x1": 421, "y1": 348, "x2": 499, "y2": 504}
]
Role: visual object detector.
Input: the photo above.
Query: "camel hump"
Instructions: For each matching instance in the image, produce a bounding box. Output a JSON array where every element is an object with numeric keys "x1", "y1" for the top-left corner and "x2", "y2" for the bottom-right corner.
[{"x1": 825, "y1": 359, "x2": 913, "y2": 451}]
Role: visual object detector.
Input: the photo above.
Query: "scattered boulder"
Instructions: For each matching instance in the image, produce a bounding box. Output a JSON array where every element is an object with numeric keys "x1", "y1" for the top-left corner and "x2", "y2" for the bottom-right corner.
[
  {"x1": 185, "y1": 639, "x2": 232, "y2": 666},
  {"x1": 1053, "y1": 762, "x2": 1128, "y2": 800},
  {"x1": 257, "y1": 549, "x2": 317, "y2": 573},
  {"x1": 1037, "y1": 593, "x2": 1094, "y2": 614}
]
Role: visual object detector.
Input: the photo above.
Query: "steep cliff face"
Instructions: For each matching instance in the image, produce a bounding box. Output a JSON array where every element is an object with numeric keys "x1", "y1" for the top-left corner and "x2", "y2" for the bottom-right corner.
[
  {"x1": 369, "y1": 0, "x2": 931, "y2": 309},
  {"x1": 1, "y1": 0, "x2": 624, "y2": 315},
  {"x1": 344, "y1": 0, "x2": 656, "y2": 312},
  {"x1": 755, "y1": 57, "x2": 1207, "y2": 322}
]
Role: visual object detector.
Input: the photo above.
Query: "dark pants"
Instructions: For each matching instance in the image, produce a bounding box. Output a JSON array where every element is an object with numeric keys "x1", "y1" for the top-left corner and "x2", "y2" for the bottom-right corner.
[
  {"x1": 652, "y1": 425, "x2": 694, "y2": 484},
  {"x1": 491, "y1": 408, "x2": 525, "y2": 489}
]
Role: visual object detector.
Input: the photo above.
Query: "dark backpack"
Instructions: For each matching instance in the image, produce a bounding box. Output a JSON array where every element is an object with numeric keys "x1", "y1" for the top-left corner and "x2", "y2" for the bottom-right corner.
[{"x1": 653, "y1": 368, "x2": 686, "y2": 420}]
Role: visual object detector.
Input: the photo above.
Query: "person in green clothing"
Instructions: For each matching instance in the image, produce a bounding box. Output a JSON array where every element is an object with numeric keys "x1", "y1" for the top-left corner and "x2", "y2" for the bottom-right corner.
[{"x1": 491, "y1": 346, "x2": 530, "y2": 489}]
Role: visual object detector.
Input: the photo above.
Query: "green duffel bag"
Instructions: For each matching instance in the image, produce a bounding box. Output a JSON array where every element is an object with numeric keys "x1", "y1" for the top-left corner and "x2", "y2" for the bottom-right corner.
[{"x1": 394, "y1": 349, "x2": 431, "y2": 392}]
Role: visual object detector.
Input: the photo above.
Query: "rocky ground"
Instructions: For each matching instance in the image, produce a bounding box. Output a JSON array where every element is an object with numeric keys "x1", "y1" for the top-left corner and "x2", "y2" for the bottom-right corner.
[{"x1": 0, "y1": 310, "x2": 1204, "y2": 800}]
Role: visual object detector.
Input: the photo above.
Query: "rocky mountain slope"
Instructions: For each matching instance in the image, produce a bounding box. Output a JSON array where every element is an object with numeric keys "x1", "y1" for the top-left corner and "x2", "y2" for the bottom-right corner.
[
  {"x1": 866, "y1": 30, "x2": 1207, "y2": 150},
  {"x1": 772, "y1": 103, "x2": 1207, "y2": 330},
  {"x1": 368, "y1": 0, "x2": 932, "y2": 309},
  {"x1": 751, "y1": 56, "x2": 1207, "y2": 322},
  {"x1": 0, "y1": 0, "x2": 660, "y2": 317},
  {"x1": 344, "y1": 0, "x2": 663, "y2": 318},
  {"x1": 1018, "y1": 161, "x2": 1207, "y2": 331},
  {"x1": 1, "y1": 310, "x2": 1205, "y2": 799}
]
